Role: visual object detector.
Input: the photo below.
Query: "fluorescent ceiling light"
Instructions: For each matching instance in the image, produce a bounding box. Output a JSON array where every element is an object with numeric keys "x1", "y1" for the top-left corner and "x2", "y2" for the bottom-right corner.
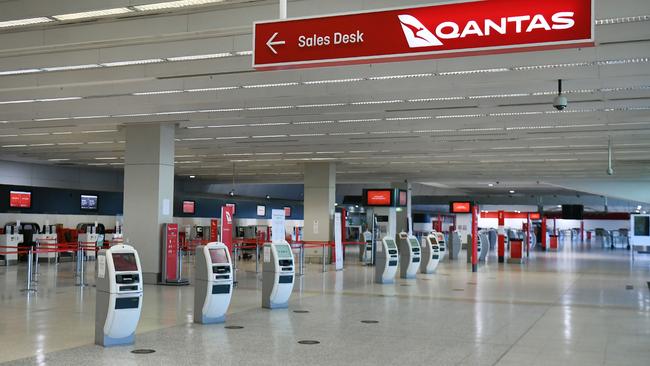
[
  {"x1": 48, "y1": 158, "x2": 71, "y2": 162},
  {"x1": 0, "y1": 69, "x2": 41, "y2": 76},
  {"x1": 0, "y1": 99, "x2": 36, "y2": 105},
  {"x1": 133, "y1": 90, "x2": 184, "y2": 96},
  {"x1": 0, "y1": 17, "x2": 53, "y2": 28},
  {"x1": 53, "y1": 8, "x2": 133, "y2": 21},
  {"x1": 133, "y1": 0, "x2": 225, "y2": 11},
  {"x1": 41, "y1": 64, "x2": 101, "y2": 72},
  {"x1": 167, "y1": 53, "x2": 232, "y2": 61},
  {"x1": 101, "y1": 59, "x2": 164, "y2": 67}
]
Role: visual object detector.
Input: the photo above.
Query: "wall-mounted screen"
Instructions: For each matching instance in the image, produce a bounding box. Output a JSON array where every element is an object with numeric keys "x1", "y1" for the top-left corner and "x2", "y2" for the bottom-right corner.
[
  {"x1": 80, "y1": 195, "x2": 98, "y2": 210},
  {"x1": 112, "y1": 253, "x2": 138, "y2": 272},
  {"x1": 284, "y1": 206, "x2": 291, "y2": 217},
  {"x1": 634, "y1": 216, "x2": 650, "y2": 236},
  {"x1": 257, "y1": 205, "x2": 266, "y2": 216},
  {"x1": 562, "y1": 205, "x2": 584, "y2": 220},
  {"x1": 450, "y1": 202, "x2": 471, "y2": 213},
  {"x1": 209, "y1": 248, "x2": 229, "y2": 264},
  {"x1": 9, "y1": 191, "x2": 31, "y2": 208},
  {"x1": 365, "y1": 190, "x2": 393, "y2": 206},
  {"x1": 182, "y1": 201, "x2": 195, "y2": 214}
]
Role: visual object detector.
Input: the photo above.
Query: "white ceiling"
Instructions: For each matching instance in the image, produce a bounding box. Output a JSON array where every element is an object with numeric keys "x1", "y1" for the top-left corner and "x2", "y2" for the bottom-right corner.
[{"x1": 0, "y1": 0, "x2": 649, "y2": 195}]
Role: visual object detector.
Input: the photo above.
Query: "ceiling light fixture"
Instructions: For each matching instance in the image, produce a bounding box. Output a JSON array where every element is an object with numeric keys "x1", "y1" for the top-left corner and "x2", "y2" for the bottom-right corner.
[
  {"x1": 0, "y1": 17, "x2": 53, "y2": 28},
  {"x1": 132, "y1": 0, "x2": 225, "y2": 11},
  {"x1": 53, "y1": 8, "x2": 133, "y2": 21}
]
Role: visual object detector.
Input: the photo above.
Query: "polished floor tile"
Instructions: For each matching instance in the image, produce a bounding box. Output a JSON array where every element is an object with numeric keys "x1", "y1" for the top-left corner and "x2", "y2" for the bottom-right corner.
[{"x1": 1, "y1": 239, "x2": 649, "y2": 365}]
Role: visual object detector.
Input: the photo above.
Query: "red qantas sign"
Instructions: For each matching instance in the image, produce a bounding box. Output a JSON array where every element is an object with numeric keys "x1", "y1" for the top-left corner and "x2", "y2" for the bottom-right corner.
[{"x1": 254, "y1": 0, "x2": 593, "y2": 70}]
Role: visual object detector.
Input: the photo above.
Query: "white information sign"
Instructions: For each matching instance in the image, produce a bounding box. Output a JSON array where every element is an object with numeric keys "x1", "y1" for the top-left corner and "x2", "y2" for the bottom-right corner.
[
  {"x1": 334, "y1": 212, "x2": 344, "y2": 271},
  {"x1": 271, "y1": 209, "x2": 286, "y2": 243},
  {"x1": 97, "y1": 255, "x2": 106, "y2": 279}
]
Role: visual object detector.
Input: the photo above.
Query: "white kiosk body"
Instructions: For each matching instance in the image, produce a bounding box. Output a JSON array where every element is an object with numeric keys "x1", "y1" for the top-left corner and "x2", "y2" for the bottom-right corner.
[
  {"x1": 95, "y1": 245, "x2": 143, "y2": 347},
  {"x1": 79, "y1": 227, "x2": 100, "y2": 260},
  {"x1": 0, "y1": 225, "x2": 22, "y2": 265},
  {"x1": 262, "y1": 242, "x2": 295, "y2": 309},
  {"x1": 398, "y1": 233, "x2": 421, "y2": 279},
  {"x1": 374, "y1": 236, "x2": 399, "y2": 284},
  {"x1": 194, "y1": 243, "x2": 233, "y2": 324},
  {"x1": 433, "y1": 232, "x2": 447, "y2": 261},
  {"x1": 421, "y1": 234, "x2": 441, "y2": 274}
]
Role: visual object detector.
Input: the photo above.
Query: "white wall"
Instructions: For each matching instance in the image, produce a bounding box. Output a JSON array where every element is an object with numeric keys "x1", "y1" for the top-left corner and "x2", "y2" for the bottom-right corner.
[{"x1": 478, "y1": 217, "x2": 630, "y2": 232}]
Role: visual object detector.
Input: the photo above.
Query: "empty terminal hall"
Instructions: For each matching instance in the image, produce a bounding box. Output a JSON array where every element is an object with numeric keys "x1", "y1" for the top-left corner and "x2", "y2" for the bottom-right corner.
[{"x1": 1, "y1": 0, "x2": 650, "y2": 365}]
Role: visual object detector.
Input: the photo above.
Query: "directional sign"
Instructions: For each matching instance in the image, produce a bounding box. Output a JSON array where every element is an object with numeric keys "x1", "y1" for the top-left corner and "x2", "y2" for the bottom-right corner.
[{"x1": 253, "y1": 0, "x2": 593, "y2": 70}]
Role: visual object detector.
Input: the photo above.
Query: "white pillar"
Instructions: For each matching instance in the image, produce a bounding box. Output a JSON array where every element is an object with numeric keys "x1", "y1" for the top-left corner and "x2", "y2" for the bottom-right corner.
[
  {"x1": 123, "y1": 123, "x2": 175, "y2": 284},
  {"x1": 303, "y1": 162, "x2": 336, "y2": 262}
]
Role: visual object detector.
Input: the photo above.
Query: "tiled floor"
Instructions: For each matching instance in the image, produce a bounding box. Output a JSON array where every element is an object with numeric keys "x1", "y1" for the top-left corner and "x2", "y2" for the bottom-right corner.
[{"x1": 1, "y1": 239, "x2": 649, "y2": 365}]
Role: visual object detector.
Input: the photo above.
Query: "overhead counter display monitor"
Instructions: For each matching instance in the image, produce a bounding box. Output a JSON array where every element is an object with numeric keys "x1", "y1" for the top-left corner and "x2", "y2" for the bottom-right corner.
[
  {"x1": 112, "y1": 252, "x2": 138, "y2": 272},
  {"x1": 450, "y1": 202, "x2": 472, "y2": 213},
  {"x1": 81, "y1": 194, "x2": 98, "y2": 210},
  {"x1": 283, "y1": 206, "x2": 291, "y2": 217},
  {"x1": 562, "y1": 205, "x2": 584, "y2": 220},
  {"x1": 257, "y1": 205, "x2": 266, "y2": 216},
  {"x1": 365, "y1": 189, "x2": 394, "y2": 207},
  {"x1": 9, "y1": 191, "x2": 31, "y2": 208},
  {"x1": 182, "y1": 201, "x2": 195, "y2": 214},
  {"x1": 209, "y1": 248, "x2": 229, "y2": 264}
]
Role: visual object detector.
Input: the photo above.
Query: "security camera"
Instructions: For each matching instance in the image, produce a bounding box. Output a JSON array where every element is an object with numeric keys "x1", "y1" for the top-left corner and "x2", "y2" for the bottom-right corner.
[
  {"x1": 553, "y1": 95, "x2": 568, "y2": 110},
  {"x1": 552, "y1": 79, "x2": 568, "y2": 111}
]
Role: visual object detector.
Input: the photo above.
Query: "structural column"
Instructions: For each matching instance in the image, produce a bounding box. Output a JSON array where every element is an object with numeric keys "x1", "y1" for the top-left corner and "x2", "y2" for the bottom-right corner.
[
  {"x1": 391, "y1": 182, "x2": 411, "y2": 235},
  {"x1": 303, "y1": 162, "x2": 336, "y2": 263},
  {"x1": 123, "y1": 123, "x2": 176, "y2": 284}
]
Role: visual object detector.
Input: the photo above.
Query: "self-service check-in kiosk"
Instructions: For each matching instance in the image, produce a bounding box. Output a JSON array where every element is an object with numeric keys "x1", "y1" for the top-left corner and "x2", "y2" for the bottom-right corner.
[
  {"x1": 421, "y1": 234, "x2": 441, "y2": 274},
  {"x1": 375, "y1": 236, "x2": 399, "y2": 284},
  {"x1": 95, "y1": 245, "x2": 143, "y2": 347},
  {"x1": 433, "y1": 231, "x2": 447, "y2": 261},
  {"x1": 194, "y1": 242, "x2": 233, "y2": 324},
  {"x1": 262, "y1": 241, "x2": 294, "y2": 309},
  {"x1": 398, "y1": 232, "x2": 421, "y2": 279}
]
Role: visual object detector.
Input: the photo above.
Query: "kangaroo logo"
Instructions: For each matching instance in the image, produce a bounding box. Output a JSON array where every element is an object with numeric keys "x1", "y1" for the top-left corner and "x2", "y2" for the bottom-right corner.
[
  {"x1": 226, "y1": 211, "x2": 232, "y2": 224},
  {"x1": 398, "y1": 14, "x2": 443, "y2": 48}
]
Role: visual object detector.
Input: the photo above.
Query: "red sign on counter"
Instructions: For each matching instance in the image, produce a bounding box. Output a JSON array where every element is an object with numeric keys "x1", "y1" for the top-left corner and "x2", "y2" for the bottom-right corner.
[
  {"x1": 163, "y1": 223, "x2": 179, "y2": 282},
  {"x1": 210, "y1": 219, "x2": 218, "y2": 242},
  {"x1": 221, "y1": 206, "x2": 234, "y2": 253},
  {"x1": 254, "y1": 0, "x2": 593, "y2": 69}
]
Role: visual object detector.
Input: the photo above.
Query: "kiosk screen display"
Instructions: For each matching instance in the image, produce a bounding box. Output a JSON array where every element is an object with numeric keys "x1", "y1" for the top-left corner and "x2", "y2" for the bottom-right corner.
[
  {"x1": 209, "y1": 248, "x2": 229, "y2": 264},
  {"x1": 408, "y1": 238, "x2": 420, "y2": 249},
  {"x1": 112, "y1": 253, "x2": 138, "y2": 271},
  {"x1": 634, "y1": 216, "x2": 650, "y2": 236},
  {"x1": 275, "y1": 244, "x2": 293, "y2": 259},
  {"x1": 384, "y1": 238, "x2": 397, "y2": 249}
]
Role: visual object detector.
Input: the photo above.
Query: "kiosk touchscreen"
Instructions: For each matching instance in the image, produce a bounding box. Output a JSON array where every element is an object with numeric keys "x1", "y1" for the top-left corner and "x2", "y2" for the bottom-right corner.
[
  {"x1": 421, "y1": 234, "x2": 441, "y2": 274},
  {"x1": 398, "y1": 232, "x2": 421, "y2": 279},
  {"x1": 95, "y1": 245, "x2": 143, "y2": 347},
  {"x1": 262, "y1": 242, "x2": 295, "y2": 309},
  {"x1": 194, "y1": 242, "x2": 233, "y2": 324},
  {"x1": 374, "y1": 236, "x2": 399, "y2": 284}
]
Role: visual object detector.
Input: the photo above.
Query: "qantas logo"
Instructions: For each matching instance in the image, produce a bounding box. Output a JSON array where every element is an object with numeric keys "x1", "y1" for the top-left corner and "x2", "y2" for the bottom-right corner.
[
  {"x1": 398, "y1": 12, "x2": 576, "y2": 48},
  {"x1": 226, "y1": 211, "x2": 232, "y2": 224}
]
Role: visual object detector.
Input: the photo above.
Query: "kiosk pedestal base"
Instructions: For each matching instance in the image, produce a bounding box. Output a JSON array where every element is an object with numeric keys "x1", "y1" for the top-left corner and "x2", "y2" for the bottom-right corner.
[
  {"x1": 197, "y1": 315, "x2": 226, "y2": 324},
  {"x1": 96, "y1": 333, "x2": 135, "y2": 347},
  {"x1": 263, "y1": 302, "x2": 289, "y2": 310}
]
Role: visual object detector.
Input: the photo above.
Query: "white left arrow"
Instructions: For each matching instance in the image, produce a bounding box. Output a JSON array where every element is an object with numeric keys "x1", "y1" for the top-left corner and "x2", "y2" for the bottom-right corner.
[{"x1": 266, "y1": 32, "x2": 286, "y2": 55}]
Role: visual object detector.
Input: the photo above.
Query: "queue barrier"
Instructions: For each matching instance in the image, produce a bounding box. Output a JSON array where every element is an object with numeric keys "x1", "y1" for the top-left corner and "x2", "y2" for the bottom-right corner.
[{"x1": 0, "y1": 241, "x2": 100, "y2": 292}]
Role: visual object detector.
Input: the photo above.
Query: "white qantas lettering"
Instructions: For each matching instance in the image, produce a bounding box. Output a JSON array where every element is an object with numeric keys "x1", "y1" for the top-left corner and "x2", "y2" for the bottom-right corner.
[{"x1": 399, "y1": 12, "x2": 576, "y2": 48}]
